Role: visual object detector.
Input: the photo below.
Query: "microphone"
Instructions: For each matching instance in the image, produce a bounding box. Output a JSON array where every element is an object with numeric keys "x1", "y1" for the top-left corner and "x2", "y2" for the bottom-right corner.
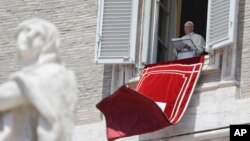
[{"x1": 188, "y1": 33, "x2": 198, "y2": 51}]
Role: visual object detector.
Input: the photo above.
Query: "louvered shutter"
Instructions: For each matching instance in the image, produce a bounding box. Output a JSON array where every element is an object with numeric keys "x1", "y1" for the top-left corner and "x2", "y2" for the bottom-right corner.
[
  {"x1": 95, "y1": 0, "x2": 138, "y2": 64},
  {"x1": 206, "y1": 0, "x2": 238, "y2": 50}
]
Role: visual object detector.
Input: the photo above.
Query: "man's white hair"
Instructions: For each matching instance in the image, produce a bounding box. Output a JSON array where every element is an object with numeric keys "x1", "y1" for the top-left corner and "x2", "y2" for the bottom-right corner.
[{"x1": 185, "y1": 21, "x2": 194, "y2": 28}]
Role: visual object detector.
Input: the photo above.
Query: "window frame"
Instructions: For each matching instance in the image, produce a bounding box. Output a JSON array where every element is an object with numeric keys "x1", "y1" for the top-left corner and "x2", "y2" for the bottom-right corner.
[
  {"x1": 111, "y1": 0, "x2": 239, "y2": 91},
  {"x1": 147, "y1": 0, "x2": 178, "y2": 64},
  {"x1": 145, "y1": 0, "x2": 239, "y2": 71}
]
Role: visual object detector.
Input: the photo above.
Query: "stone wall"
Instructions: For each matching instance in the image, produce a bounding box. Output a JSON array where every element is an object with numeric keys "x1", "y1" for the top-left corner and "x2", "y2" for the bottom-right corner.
[
  {"x1": 236, "y1": 0, "x2": 250, "y2": 98},
  {"x1": 0, "y1": 0, "x2": 106, "y2": 124}
]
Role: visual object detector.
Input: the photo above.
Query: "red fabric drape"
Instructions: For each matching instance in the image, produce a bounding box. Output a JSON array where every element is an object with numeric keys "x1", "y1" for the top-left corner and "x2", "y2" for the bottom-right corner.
[{"x1": 96, "y1": 56, "x2": 205, "y2": 141}]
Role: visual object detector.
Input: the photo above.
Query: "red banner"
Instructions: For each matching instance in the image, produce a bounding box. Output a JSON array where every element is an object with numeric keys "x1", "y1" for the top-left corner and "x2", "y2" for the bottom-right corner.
[{"x1": 96, "y1": 56, "x2": 204, "y2": 141}]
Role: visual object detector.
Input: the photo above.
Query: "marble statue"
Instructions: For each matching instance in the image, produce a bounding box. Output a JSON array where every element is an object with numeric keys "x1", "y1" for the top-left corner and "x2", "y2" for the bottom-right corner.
[{"x1": 0, "y1": 19, "x2": 77, "y2": 141}]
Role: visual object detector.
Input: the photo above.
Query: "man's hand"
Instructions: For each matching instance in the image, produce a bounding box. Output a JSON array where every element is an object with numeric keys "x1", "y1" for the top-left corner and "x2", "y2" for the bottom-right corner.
[
  {"x1": 176, "y1": 48, "x2": 181, "y2": 52},
  {"x1": 184, "y1": 45, "x2": 192, "y2": 50},
  {"x1": 194, "y1": 52, "x2": 198, "y2": 57}
]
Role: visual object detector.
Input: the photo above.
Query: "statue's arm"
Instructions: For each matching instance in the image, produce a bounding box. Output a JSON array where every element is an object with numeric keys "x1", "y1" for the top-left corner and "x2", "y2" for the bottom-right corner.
[{"x1": 0, "y1": 81, "x2": 28, "y2": 112}]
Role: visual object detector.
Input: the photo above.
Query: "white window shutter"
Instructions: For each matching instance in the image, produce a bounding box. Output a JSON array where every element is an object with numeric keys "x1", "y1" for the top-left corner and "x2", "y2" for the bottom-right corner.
[
  {"x1": 206, "y1": 0, "x2": 238, "y2": 50},
  {"x1": 95, "y1": 0, "x2": 138, "y2": 64}
]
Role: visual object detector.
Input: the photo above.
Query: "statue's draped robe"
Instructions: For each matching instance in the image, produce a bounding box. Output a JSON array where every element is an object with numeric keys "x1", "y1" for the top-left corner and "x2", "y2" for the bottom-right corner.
[{"x1": 2, "y1": 62, "x2": 77, "y2": 141}]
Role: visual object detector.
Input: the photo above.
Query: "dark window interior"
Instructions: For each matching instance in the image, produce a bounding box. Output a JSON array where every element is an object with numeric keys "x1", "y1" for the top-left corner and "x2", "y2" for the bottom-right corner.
[
  {"x1": 180, "y1": 0, "x2": 208, "y2": 40},
  {"x1": 156, "y1": 0, "x2": 208, "y2": 63}
]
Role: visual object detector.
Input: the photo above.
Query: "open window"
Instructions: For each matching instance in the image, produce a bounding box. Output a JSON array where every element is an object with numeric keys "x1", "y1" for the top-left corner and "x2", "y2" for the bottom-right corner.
[
  {"x1": 95, "y1": 0, "x2": 239, "y2": 91},
  {"x1": 146, "y1": 0, "x2": 238, "y2": 64},
  {"x1": 147, "y1": 0, "x2": 208, "y2": 63},
  {"x1": 95, "y1": 0, "x2": 238, "y2": 64}
]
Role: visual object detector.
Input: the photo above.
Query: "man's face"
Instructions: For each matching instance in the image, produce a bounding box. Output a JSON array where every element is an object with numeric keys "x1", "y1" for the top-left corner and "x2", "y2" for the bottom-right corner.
[{"x1": 184, "y1": 23, "x2": 193, "y2": 34}]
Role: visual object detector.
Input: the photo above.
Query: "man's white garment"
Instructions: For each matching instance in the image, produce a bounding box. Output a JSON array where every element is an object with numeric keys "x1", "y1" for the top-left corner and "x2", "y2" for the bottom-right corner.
[
  {"x1": 182, "y1": 32, "x2": 205, "y2": 54},
  {"x1": 178, "y1": 32, "x2": 205, "y2": 59}
]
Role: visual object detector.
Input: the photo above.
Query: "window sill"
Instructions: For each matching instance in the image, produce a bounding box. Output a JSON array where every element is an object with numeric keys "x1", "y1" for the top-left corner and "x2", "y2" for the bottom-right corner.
[
  {"x1": 201, "y1": 54, "x2": 220, "y2": 73},
  {"x1": 195, "y1": 80, "x2": 239, "y2": 93},
  {"x1": 127, "y1": 76, "x2": 239, "y2": 94},
  {"x1": 127, "y1": 54, "x2": 222, "y2": 89},
  {"x1": 127, "y1": 76, "x2": 140, "y2": 90}
]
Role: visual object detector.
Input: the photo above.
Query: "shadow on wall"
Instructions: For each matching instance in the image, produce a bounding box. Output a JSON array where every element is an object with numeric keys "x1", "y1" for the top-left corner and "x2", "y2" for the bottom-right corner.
[
  {"x1": 100, "y1": 64, "x2": 113, "y2": 120},
  {"x1": 235, "y1": 0, "x2": 244, "y2": 91}
]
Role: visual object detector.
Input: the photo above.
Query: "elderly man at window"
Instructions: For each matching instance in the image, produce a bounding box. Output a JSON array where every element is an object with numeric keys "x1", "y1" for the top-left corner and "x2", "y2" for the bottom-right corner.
[{"x1": 176, "y1": 21, "x2": 206, "y2": 59}]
